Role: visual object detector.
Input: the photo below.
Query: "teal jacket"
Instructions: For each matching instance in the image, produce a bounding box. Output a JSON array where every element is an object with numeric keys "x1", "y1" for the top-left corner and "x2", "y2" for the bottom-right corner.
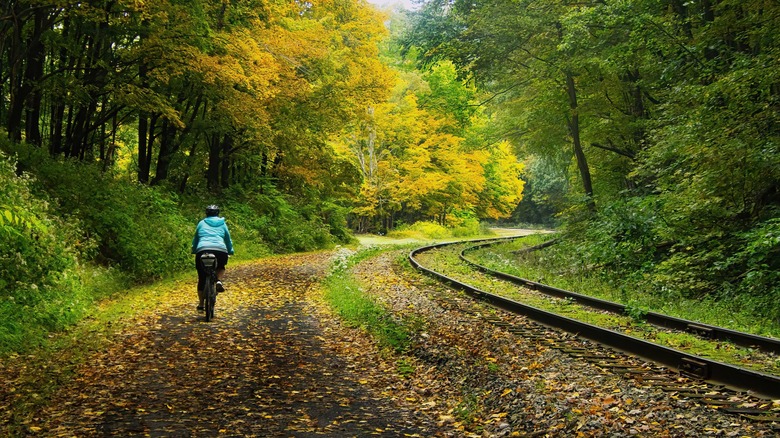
[{"x1": 191, "y1": 216, "x2": 234, "y2": 255}]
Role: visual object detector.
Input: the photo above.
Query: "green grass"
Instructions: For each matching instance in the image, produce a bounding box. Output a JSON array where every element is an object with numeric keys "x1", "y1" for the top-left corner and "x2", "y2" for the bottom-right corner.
[
  {"x1": 0, "y1": 263, "x2": 132, "y2": 357},
  {"x1": 322, "y1": 246, "x2": 415, "y2": 353}
]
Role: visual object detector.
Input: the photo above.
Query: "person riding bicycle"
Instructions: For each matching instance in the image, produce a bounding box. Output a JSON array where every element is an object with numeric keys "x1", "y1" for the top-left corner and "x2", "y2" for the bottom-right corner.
[{"x1": 192, "y1": 204, "x2": 234, "y2": 311}]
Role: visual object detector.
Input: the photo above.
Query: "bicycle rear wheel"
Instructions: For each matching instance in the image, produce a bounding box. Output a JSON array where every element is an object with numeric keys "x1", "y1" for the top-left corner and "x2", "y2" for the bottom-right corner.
[
  {"x1": 208, "y1": 283, "x2": 217, "y2": 320},
  {"x1": 204, "y1": 277, "x2": 215, "y2": 322}
]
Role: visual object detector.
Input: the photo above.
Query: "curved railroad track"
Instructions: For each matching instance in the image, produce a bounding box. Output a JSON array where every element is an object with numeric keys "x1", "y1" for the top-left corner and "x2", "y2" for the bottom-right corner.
[{"x1": 409, "y1": 236, "x2": 780, "y2": 427}]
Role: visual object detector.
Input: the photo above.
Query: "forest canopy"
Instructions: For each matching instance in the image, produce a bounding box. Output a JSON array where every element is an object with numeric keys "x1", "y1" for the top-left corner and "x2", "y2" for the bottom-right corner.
[{"x1": 1, "y1": 0, "x2": 523, "y2": 230}]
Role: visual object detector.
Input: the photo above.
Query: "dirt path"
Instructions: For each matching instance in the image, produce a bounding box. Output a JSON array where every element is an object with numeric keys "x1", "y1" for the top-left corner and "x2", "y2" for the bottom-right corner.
[{"x1": 35, "y1": 252, "x2": 438, "y2": 437}]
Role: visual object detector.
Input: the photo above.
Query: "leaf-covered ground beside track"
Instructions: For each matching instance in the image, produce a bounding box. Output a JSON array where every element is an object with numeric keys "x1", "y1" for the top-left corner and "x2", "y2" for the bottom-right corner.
[{"x1": 347, "y1": 250, "x2": 779, "y2": 437}]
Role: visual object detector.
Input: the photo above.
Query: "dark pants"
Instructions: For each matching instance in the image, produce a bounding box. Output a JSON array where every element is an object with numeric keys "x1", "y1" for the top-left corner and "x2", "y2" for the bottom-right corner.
[{"x1": 195, "y1": 250, "x2": 229, "y2": 291}]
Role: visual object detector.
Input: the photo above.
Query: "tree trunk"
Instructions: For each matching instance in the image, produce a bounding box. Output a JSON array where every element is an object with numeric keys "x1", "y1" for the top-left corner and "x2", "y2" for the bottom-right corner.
[
  {"x1": 151, "y1": 119, "x2": 177, "y2": 185},
  {"x1": 565, "y1": 72, "x2": 595, "y2": 211},
  {"x1": 23, "y1": 8, "x2": 46, "y2": 147},
  {"x1": 207, "y1": 134, "x2": 221, "y2": 191},
  {"x1": 49, "y1": 17, "x2": 71, "y2": 156},
  {"x1": 220, "y1": 134, "x2": 232, "y2": 189},
  {"x1": 138, "y1": 113, "x2": 158, "y2": 183},
  {"x1": 7, "y1": 8, "x2": 24, "y2": 143},
  {"x1": 138, "y1": 111, "x2": 150, "y2": 183}
]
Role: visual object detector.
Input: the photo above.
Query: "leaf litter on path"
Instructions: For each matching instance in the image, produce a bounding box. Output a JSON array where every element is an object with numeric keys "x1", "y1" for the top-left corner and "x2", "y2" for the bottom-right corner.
[{"x1": 29, "y1": 252, "x2": 440, "y2": 437}]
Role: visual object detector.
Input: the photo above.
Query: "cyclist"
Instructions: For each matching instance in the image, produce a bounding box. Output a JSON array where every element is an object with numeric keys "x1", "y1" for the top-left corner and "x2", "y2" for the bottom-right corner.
[{"x1": 192, "y1": 204, "x2": 234, "y2": 311}]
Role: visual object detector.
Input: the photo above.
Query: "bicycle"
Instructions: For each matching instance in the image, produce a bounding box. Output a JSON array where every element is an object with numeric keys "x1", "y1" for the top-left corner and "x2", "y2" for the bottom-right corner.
[{"x1": 200, "y1": 252, "x2": 219, "y2": 322}]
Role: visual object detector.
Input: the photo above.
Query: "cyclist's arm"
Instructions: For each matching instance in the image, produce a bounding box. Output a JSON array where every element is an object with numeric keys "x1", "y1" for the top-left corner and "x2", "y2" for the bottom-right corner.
[
  {"x1": 191, "y1": 223, "x2": 202, "y2": 254},
  {"x1": 223, "y1": 225, "x2": 234, "y2": 255}
]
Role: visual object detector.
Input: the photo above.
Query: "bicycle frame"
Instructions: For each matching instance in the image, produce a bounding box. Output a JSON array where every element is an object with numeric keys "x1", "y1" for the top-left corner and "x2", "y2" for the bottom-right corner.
[{"x1": 200, "y1": 252, "x2": 218, "y2": 321}]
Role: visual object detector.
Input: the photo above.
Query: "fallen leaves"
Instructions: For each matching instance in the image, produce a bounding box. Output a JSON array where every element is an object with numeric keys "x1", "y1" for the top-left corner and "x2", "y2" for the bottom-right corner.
[
  {"x1": 7, "y1": 252, "x2": 439, "y2": 436},
  {"x1": 4, "y1": 249, "x2": 780, "y2": 437},
  {"x1": 347, "y1": 250, "x2": 780, "y2": 437}
]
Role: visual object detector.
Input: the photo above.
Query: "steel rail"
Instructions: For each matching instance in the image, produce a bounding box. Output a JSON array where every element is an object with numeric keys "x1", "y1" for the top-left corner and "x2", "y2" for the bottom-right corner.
[
  {"x1": 409, "y1": 240, "x2": 780, "y2": 400},
  {"x1": 460, "y1": 237, "x2": 780, "y2": 355}
]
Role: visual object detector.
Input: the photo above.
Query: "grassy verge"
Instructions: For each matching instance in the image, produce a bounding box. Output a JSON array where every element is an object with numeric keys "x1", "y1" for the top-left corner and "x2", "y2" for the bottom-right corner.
[
  {"x1": 321, "y1": 246, "x2": 415, "y2": 353},
  {"x1": 469, "y1": 236, "x2": 780, "y2": 339}
]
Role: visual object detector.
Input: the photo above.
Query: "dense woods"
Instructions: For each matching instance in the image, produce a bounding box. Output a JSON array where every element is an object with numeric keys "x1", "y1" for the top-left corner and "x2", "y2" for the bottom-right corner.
[
  {"x1": 403, "y1": 0, "x2": 780, "y2": 320},
  {"x1": 1, "y1": 0, "x2": 779, "y2": 350}
]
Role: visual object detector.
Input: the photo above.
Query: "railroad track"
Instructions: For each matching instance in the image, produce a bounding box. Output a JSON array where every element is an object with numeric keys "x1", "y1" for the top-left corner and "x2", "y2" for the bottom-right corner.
[{"x1": 409, "y1": 237, "x2": 780, "y2": 427}]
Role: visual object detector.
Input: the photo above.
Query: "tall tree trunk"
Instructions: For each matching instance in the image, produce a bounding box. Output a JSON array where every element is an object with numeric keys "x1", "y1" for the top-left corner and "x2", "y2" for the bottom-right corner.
[
  {"x1": 103, "y1": 112, "x2": 118, "y2": 172},
  {"x1": 207, "y1": 134, "x2": 221, "y2": 191},
  {"x1": 49, "y1": 17, "x2": 71, "y2": 156},
  {"x1": 151, "y1": 119, "x2": 176, "y2": 185},
  {"x1": 137, "y1": 113, "x2": 158, "y2": 183},
  {"x1": 138, "y1": 111, "x2": 150, "y2": 183},
  {"x1": 220, "y1": 134, "x2": 232, "y2": 189},
  {"x1": 23, "y1": 8, "x2": 46, "y2": 147},
  {"x1": 68, "y1": 106, "x2": 88, "y2": 158},
  {"x1": 7, "y1": 5, "x2": 24, "y2": 142},
  {"x1": 565, "y1": 72, "x2": 595, "y2": 211}
]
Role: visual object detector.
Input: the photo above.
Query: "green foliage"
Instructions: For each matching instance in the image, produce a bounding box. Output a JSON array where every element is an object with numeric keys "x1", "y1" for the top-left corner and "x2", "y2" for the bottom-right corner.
[
  {"x1": 388, "y1": 221, "x2": 451, "y2": 239},
  {"x1": 217, "y1": 186, "x2": 352, "y2": 255},
  {"x1": 624, "y1": 305, "x2": 648, "y2": 324},
  {"x1": 9, "y1": 144, "x2": 191, "y2": 281},
  {"x1": 0, "y1": 152, "x2": 76, "y2": 293},
  {"x1": 510, "y1": 156, "x2": 567, "y2": 226},
  {"x1": 0, "y1": 147, "x2": 131, "y2": 353},
  {"x1": 721, "y1": 219, "x2": 780, "y2": 319},
  {"x1": 418, "y1": 61, "x2": 476, "y2": 130},
  {"x1": 403, "y1": 0, "x2": 780, "y2": 320},
  {"x1": 564, "y1": 196, "x2": 662, "y2": 279},
  {"x1": 451, "y1": 217, "x2": 483, "y2": 238}
]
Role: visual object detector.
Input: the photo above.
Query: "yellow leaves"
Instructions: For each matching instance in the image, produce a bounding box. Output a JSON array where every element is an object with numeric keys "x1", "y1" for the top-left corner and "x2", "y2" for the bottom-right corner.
[
  {"x1": 526, "y1": 361, "x2": 544, "y2": 371},
  {"x1": 480, "y1": 140, "x2": 525, "y2": 219}
]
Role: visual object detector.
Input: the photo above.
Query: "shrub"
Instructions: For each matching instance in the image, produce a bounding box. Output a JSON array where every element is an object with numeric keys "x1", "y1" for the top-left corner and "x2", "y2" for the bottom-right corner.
[
  {"x1": 0, "y1": 151, "x2": 77, "y2": 294},
  {"x1": 451, "y1": 217, "x2": 483, "y2": 237},
  {"x1": 202, "y1": 186, "x2": 346, "y2": 256},
  {"x1": 388, "y1": 221, "x2": 451, "y2": 239},
  {"x1": 0, "y1": 150, "x2": 92, "y2": 351},
  {"x1": 723, "y1": 218, "x2": 780, "y2": 320},
  {"x1": 7, "y1": 144, "x2": 191, "y2": 281}
]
